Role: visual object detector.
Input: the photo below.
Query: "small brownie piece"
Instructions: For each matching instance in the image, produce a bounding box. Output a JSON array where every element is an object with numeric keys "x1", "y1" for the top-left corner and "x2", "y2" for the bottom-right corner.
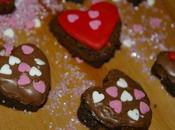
[
  {"x1": 0, "y1": 0, "x2": 15, "y2": 14},
  {"x1": 65, "y1": 0, "x2": 84, "y2": 4},
  {"x1": 78, "y1": 69, "x2": 152, "y2": 130},
  {"x1": 0, "y1": 43, "x2": 50, "y2": 111},
  {"x1": 50, "y1": 2, "x2": 121, "y2": 68},
  {"x1": 127, "y1": 0, "x2": 145, "y2": 6},
  {"x1": 151, "y1": 51, "x2": 175, "y2": 97}
]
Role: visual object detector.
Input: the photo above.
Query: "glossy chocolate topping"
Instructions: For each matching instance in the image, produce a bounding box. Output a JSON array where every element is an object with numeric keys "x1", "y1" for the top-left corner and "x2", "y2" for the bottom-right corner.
[
  {"x1": 82, "y1": 70, "x2": 152, "y2": 129},
  {"x1": 0, "y1": 44, "x2": 50, "y2": 108},
  {"x1": 153, "y1": 52, "x2": 175, "y2": 81}
]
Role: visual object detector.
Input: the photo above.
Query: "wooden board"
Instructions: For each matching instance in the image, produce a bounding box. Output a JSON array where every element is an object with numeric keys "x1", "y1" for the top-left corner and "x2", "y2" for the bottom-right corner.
[{"x1": 0, "y1": 0, "x2": 174, "y2": 130}]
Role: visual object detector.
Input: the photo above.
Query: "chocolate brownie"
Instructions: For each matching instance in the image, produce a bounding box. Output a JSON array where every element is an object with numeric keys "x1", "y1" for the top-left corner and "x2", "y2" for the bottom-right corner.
[
  {"x1": 0, "y1": 43, "x2": 50, "y2": 111},
  {"x1": 151, "y1": 51, "x2": 175, "y2": 97},
  {"x1": 78, "y1": 69, "x2": 152, "y2": 130},
  {"x1": 127, "y1": 0, "x2": 145, "y2": 6},
  {"x1": 65, "y1": 0, "x2": 84, "y2": 4},
  {"x1": 50, "y1": 2, "x2": 121, "y2": 68},
  {"x1": 0, "y1": 0, "x2": 15, "y2": 15}
]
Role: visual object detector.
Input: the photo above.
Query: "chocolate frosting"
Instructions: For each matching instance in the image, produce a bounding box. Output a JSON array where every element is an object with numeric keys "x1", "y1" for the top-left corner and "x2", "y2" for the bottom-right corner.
[
  {"x1": 0, "y1": 44, "x2": 50, "y2": 109},
  {"x1": 0, "y1": 0, "x2": 15, "y2": 14},
  {"x1": 153, "y1": 52, "x2": 175, "y2": 82},
  {"x1": 82, "y1": 70, "x2": 152, "y2": 129}
]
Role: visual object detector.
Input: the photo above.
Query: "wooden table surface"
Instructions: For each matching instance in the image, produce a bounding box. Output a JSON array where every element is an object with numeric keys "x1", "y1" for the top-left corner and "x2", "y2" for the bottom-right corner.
[{"x1": 0, "y1": 0, "x2": 174, "y2": 130}]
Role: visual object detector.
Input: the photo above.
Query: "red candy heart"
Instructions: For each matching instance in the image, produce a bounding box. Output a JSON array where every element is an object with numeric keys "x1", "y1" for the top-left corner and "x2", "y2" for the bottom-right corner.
[
  {"x1": 168, "y1": 52, "x2": 175, "y2": 61},
  {"x1": 58, "y1": 2, "x2": 120, "y2": 51}
]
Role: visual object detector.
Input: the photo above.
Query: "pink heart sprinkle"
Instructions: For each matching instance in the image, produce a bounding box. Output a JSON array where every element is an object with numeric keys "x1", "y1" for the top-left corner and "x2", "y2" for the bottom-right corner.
[
  {"x1": 88, "y1": 10, "x2": 100, "y2": 19},
  {"x1": 140, "y1": 102, "x2": 150, "y2": 114},
  {"x1": 106, "y1": 86, "x2": 118, "y2": 97},
  {"x1": 33, "y1": 81, "x2": 46, "y2": 94},
  {"x1": 89, "y1": 20, "x2": 101, "y2": 30},
  {"x1": 18, "y1": 62, "x2": 31, "y2": 72},
  {"x1": 26, "y1": 21, "x2": 34, "y2": 29},
  {"x1": 75, "y1": 57, "x2": 84, "y2": 64},
  {"x1": 21, "y1": 45, "x2": 34, "y2": 55},
  {"x1": 17, "y1": 74, "x2": 31, "y2": 86},
  {"x1": 109, "y1": 100, "x2": 122, "y2": 113},
  {"x1": 3, "y1": 43, "x2": 13, "y2": 56},
  {"x1": 67, "y1": 14, "x2": 79, "y2": 23},
  {"x1": 134, "y1": 89, "x2": 145, "y2": 100}
]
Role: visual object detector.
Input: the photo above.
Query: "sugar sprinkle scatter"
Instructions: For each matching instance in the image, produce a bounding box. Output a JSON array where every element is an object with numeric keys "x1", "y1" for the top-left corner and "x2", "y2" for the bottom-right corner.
[
  {"x1": 44, "y1": 50, "x2": 95, "y2": 130},
  {"x1": 0, "y1": 0, "x2": 174, "y2": 130},
  {"x1": 116, "y1": 0, "x2": 175, "y2": 80},
  {"x1": 0, "y1": 0, "x2": 48, "y2": 43}
]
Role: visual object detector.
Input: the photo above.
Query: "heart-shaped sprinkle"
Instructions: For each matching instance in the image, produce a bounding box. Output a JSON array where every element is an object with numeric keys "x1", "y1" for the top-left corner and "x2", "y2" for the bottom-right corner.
[
  {"x1": 109, "y1": 100, "x2": 122, "y2": 113},
  {"x1": 128, "y1": 109, "x2": 140, "y2": 121},
  {"x1": 134, "y1": 89, "x2": 145, "y2": 100},
  {"x1": 0, "y1": 50, "x2": 5, "y2": 56},
  {"x1": 120, "y1": 90, "x2": 133, "y2": 102},
  {"x1": 18, "y1": 62, "x2": 31, "y2": 72},
  {"x1": 29, "y1": 66, "x2": 42, "y2": 77},
  {"x1": 3, "y1": 43, "x2": 13, "y2": 56},
  {"x1": 106, "y1": 86, "x2": 118, "y2": 97},
  {"x1": 140, "y1": 102, "x2": 150, "y2": 114},
  {"x1": 21, "y1": 45, "x2": 34, "y2": 55},
  {"x1": 34, "y1": 58, "x2": 46, "y2": 65},
  {"x1": 88, "y1": 10, "x2": 100, "y2": 19},
  {"x1": 33, "y1": 81, "x2": 46, "y2": 94},
  {"x1": 92, "y1": 91, "x2": 105, "y2": 103},
  {"x1": 67, "y1": 14, "x2": 79, "y2": 23},
  {"x1": 168, "y1": 52, "x2": 175, "y2": 61},
  {"x1": 116, "y1": 78, "x2": 128, "y2": 88},
  {"x1": 17, "y1": 73, "x2": 31, "y2": 85},
  {"x1": 0, "y1": 64, "x2": 12, "y2": 75},
  {"x1": 89, "y1": 20, "x2": 101, "y2": 30},
  {"x1": 9, "y1": 55, "x2": 21, "y2": 66}
]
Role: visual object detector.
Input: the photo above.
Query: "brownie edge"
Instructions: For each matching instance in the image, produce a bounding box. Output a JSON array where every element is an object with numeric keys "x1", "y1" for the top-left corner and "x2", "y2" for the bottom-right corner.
[{"x1": 49, "y1": 16, "x2": 121, "y2": 68}]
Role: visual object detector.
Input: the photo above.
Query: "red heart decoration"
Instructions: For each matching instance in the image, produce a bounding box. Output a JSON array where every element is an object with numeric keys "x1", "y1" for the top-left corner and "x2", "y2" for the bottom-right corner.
[
  {"x1": 58, "y1": 2, "x2": 120, "y2": 51},
  {"x1": 168, "y1": 52, "x2": 175, "y2": 61},
  {"x1": 0, "y1": 0, "x2": 10, "y2": 4}
]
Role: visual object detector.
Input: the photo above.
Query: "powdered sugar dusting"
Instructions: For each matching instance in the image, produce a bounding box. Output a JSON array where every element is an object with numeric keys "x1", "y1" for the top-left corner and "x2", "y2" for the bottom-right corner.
[
  {"x1": 118, "y1": 0, "x2": 175, "y2": 81},
  {"x1": 44, "y1": 50, "x2": 95, "y2": 129}
]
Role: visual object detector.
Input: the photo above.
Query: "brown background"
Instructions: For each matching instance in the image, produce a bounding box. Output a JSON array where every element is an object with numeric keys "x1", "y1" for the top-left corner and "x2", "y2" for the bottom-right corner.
[{"x1": 0, "y1": 0, "x2": 174, "y2": 130}]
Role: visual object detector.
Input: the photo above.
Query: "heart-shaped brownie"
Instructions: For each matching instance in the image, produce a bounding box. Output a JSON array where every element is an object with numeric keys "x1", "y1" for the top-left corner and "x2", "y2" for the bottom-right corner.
[
  {"x1": 65, "y1": 0, "x2": 84, "y2": 4},
  {"x1": 127, "y1": 0, "x2": 145, "y2": 6},
  {"x1": 78, "y1": 70, "x2": 152, "y2": 130},
  {"x1": 0, "y1": 0, "x2": 15, "y2": 14},
  {"x1": 50, "y1": 2, "x2": 121, "y2": 67},
  {"x1": 0, "y1": 43, "x2": 50, "y2": 111},
  {"x1": 152, "y1": 51, "x2": 175, "y2": 97},
  {"x1": 58, "y1": 2, "x2": 120, "y2": 50}
]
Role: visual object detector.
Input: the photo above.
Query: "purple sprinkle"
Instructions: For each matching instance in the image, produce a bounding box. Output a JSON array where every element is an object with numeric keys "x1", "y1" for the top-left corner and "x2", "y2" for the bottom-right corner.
[
  {"x1": 150, "y1": 18, "x2": 162, "y2": 29},
  {"x1": 133, "y1": 24, "x2": 144, "y2": 33}
]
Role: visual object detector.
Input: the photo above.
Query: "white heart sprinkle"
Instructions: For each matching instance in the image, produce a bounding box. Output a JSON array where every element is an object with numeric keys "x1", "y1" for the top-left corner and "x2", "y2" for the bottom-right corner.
[
  {"x1": 29, "y1": 67, "x2": 42, "y2": 77},
  {"x1": 120, "y1": 90, "x2": 133, "y2": 102},
  {"x1": 34, "y1": 58, "x2": 45, "y2": 65},
  {"x1": 9, "y1": 55, "x2": 21, "y2": 66},
  {"x1": 0, "y1": 64, "x2": 12, "y2": 75},
  {"x1": 89, "y1": 20, "x2": 101, "y2": 30},
  {"x1": 88, "y1": 10, "x2": 100, "y2": 19},
  {"x1": 147, "y1": 0, "x2": 155, "y2": 6},
  {"x1": 3, "y1": 28, "x2": 15, "y2": 39},
  {"x1": 67, "y1": 14, "x2": 79, "y2": 23},
  {"x1": 0, "y1": 50, "x2": 5, "y2": 56},
  {"x1": 33, "y1": 18, "x2": 41, "y2": 28},
  {"x1": 116, "y1": 78, "x2": 128, "y2": 88},
  {"x1": 92, "y1": 91, "x2": 105, "y2": 104},
  {"x1": 128, "y1": 109, "x2": 140, "y2": 121}
]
